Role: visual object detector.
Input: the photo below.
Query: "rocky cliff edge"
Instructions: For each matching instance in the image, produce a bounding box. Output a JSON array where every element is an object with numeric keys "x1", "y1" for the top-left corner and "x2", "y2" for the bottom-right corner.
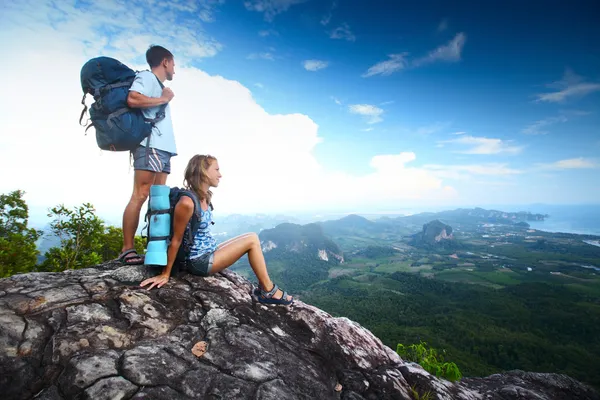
[{"x1": 0, "y1": 262, "x2": 598, "y2": 400}]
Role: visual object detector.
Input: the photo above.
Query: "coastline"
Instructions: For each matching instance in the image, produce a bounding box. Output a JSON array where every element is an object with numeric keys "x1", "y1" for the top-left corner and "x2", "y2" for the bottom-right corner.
[{"x1": 527, "y1": 221, "x2": 600, "y2": 237}]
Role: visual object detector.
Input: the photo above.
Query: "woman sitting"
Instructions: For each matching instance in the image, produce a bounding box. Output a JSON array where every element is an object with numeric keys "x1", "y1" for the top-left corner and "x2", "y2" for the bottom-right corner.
[{"x1": 140, "y1": 154, "x2": 293, "y2": 305}]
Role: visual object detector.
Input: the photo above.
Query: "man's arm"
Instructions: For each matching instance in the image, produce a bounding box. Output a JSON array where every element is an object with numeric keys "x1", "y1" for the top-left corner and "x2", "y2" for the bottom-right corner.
[{"x1": 127, "y1": 87, "x2": 174, "y2": 109}]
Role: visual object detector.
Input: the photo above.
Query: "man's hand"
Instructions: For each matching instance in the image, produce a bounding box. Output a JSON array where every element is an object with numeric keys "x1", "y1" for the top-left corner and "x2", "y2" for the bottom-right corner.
[
  {"x1": 140, "y1": 273, "x2": 170, "y2": 290},
  {"x1": 161, "y1": 87, "x2": 175, "y2": 103}
]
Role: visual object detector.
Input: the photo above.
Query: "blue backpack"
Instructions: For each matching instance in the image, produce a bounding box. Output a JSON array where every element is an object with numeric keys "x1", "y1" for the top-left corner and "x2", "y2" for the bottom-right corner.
[
  {"x1": 79, "y1": 56, "x2": 166, "y2": 152},
  {"x1": 144, "y1": 187, "x2": 214, "y2": 271}
]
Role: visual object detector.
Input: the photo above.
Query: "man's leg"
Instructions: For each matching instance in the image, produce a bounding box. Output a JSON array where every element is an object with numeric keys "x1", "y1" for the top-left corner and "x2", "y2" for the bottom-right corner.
[
  {"x1": 154, "y1": 172, "x2": 168, "y2": 185},
  {"x1": 122, "y1": 169, "x2": 156, "y2": 254},
  {"x1": 120, "y1": 146, "x2": 172, "y2": 263}
]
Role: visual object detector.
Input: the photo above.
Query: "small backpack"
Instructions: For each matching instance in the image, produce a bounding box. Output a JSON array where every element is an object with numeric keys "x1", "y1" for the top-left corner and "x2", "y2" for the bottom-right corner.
[
  {"x1": 144, "y1": 187, "x2": 214, "y2": 271},
  {"x1": 79, "y1": 56, "x2": 167, "y2": 152}
]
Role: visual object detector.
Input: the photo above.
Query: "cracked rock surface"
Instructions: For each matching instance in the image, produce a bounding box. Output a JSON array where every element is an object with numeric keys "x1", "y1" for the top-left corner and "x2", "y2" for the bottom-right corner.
[{"x1": 0, "y1": 261, "x2": 598, "y2": 400}]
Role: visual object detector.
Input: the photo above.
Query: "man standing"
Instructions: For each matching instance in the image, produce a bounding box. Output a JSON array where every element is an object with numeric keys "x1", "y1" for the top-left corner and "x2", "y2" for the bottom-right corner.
[{"x1": 118, "y1": 45, "x2": 177, "y2": 265}]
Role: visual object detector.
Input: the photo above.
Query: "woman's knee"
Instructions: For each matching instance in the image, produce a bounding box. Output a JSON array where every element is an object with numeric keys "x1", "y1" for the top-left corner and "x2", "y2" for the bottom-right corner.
[{"x1": 249, "y1": 232, "x2": 260, "y2": 247}]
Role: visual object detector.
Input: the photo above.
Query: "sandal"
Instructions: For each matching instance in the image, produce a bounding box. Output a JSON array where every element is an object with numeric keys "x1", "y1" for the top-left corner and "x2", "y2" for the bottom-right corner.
[
  {"x1": 117, "y1": 249, "x2": 145, "y2": 265},
  {"x1": 254, "y1": 283, "x2": 293, "y2": 305}
]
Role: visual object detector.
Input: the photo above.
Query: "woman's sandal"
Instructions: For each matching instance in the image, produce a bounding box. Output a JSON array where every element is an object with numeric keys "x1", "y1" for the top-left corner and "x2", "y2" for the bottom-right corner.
[{"x1": 254, "y1": 283, "x2": 294, "y2": 305}]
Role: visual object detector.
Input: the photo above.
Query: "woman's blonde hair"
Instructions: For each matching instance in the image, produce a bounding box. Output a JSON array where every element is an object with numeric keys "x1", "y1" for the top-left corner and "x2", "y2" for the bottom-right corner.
[{"x1": 183, "y1": 154, "x2": 217, "y2": 204}]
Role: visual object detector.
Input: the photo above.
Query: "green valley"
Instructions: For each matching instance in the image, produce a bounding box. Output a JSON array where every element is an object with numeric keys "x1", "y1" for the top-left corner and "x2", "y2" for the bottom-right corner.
[{"x1": 230, "y1": 210, "x2": 600, "y2": 389}]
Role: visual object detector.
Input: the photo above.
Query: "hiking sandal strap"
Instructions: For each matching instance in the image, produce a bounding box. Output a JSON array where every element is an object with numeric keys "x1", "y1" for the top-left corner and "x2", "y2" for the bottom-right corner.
[
  {"x1": 119, "y1": 249, "x2": 137, "y2": 259},
  {"x1": 261, "y1": 284, "x2": 279, "y2": 298}
]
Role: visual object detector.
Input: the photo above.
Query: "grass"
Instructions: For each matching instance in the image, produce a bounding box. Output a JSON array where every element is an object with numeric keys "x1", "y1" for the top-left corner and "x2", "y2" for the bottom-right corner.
[
  {"x1": 328, "y1": 268, "x2": 357, "y2": 278},
  {"x1": 434, "y1": 270, "x2": 504, "y2": 288},
  {"x1": 374, "y1": 261, "x2": 414, "y2": 273},
  {"x1": 473, "y1": 270, "x2": 523, "y2": 286}
]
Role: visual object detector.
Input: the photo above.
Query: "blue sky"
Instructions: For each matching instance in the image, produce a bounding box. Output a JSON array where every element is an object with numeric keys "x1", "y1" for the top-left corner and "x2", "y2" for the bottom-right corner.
[
  {"x1": 0, "y1": 0, "x2": 599, "y2": 225},
  {"x1": 205, "y1": 0, "x2": 600, "y2": 173}
]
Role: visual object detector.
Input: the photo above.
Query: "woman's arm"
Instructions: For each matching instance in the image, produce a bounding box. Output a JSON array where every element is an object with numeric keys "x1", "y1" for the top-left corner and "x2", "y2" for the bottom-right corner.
[{"x1": 140, "y1": 197, "x2": 194, "y2": 290}]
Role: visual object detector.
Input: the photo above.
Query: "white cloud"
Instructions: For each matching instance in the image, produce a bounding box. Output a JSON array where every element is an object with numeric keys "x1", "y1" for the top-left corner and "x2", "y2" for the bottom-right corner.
[
  {"x1": 254, "y1": 83, "x2": 264, "y2": 88},
  {"x1": 321, "y1": 1, "x2": 337, "y2": 26},
  {"x1": 244, "y1": 0, "x2": 307, "y2": 22},
  {"x1": 355, "y1": 153, "x2": 457, "y2": 202},
  {"x1": 439, "y1": 135, "x2": 523, "y2": 155},
  {"x1": 362, "y1": 53, "x2": 409, "y2": 77},
  {"x1": 536, "y1": 158, "x2": 598, "y2": 170},
  {"x1": 258, "y1": 29, "x2": 279, "y2": 37},
  {"x1": 247, "y1": 52, "x2": 275, "y2": 60},
  {"x1": 415, "y1": 122, "x2": 450, "y2": 135},
  {"x1": 452, "y1": 131, "x2": 466, "y2": 135},
  {"x1": 0, "y1": 27, "x2": 457, "y2": 223},
  {"x1": 303, "y1": 59, "x2": 329, "y2": 71},
  {"x1": 1, "y1": 0, "x2": 223, "y2": 64},
  {"x1": 362, "y1": 128, "x2": 374, "y2": 132},
  {"x1": 363, "y1": 33, "x2": 466, "y2": 77},
  {"x1": 560, "y1": 109, "x2": 592, "y2": 117},
  {"x1": 522, "y1": 109, "x2": 590, "y2": 135},
  {"x1": 196, "y1": 0, "x2": 226, "y2": 22},
  {"x1": 535, "y1": 69, "x2": 600, "y2": 103},
  {"x1": 437, "y1": 18, "x2": 448, "y2": 32},
  {"x1": 424, "y1": 163, "x2": 522, "y2": 180},
  {"x1": 412, "y1": 32, "x2": 467, "y2": 67},
  {"x1": 522, "y1": 115, "x2": 568, "y2": 135},
  {"x1": 331, "y1": 96, "x2": 342, "y2": 105},
  {"x1": 329, "y1": 23, "x2": 356, "y2": 42},
  {"x1": 348, "y1": 104, "x2": 384, "y2": 124}
]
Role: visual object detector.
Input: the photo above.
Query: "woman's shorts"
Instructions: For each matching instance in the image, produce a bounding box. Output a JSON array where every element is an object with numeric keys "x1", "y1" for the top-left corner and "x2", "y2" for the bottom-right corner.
[{"x1": 186, "y1": 252, "x2": 214, "y2": 277}]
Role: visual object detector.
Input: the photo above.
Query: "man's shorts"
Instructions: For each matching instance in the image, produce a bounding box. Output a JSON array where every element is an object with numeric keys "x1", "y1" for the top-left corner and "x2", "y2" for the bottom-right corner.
[
  {"x1": 186, "y1": 252, "x2": 214, "y2": 277},
  {"x1": 132, "y1": 146, "x2": 172, "y2": 174}
]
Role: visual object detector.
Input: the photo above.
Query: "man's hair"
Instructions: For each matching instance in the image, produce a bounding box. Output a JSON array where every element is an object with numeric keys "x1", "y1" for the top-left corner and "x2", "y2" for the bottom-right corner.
[{"x1": 146, "y1": 45, "x2": 174, "y2": 68}]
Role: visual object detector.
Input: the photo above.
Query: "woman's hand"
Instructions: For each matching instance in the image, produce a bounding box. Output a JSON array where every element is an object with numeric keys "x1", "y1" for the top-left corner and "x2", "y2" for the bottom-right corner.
[{"x1": 140, "y1": 273, "x2": 170, "y2": 290}]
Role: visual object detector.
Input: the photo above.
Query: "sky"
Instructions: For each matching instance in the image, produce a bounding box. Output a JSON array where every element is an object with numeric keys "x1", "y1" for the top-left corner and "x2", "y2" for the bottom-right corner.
[{"x1": 0, "y1": 0, "x2": 599, "y2": 227}]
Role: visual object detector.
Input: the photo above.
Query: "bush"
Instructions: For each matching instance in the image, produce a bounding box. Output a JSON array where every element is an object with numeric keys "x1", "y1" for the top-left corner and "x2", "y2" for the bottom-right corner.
[{"x1": 397, "y1": 341, "x2": 462, "y2": 382}]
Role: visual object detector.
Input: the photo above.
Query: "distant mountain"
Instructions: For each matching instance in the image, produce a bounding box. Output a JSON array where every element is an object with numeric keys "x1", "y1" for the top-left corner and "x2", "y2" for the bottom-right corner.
[
  {"x1": 35, "y1": 225, "x2": 61, "y2": 264},
  {"x1": 352, "y1": 245, "x2": 401, "y2": 259},
  {"x1": 396, "y1": 207, "x2": 547, "y2": 228},
  {"x1": 410, "y1": 219, "x2": 454, "y2": 248},
  {"x1": 212, "y1": 213, "x2": 299, "y2": 239},
  {"x1": 318, "y1": 214, "x2": 382, "y2": 236},
  {"x1": 259, "y1": 222, "x2": 344, "y2": 263}
]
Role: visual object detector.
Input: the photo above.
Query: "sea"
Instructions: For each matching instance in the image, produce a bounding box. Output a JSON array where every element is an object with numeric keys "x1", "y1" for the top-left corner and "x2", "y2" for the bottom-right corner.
[{"x1": 508, "y1": 204, "x2": 600, "y2": 237}]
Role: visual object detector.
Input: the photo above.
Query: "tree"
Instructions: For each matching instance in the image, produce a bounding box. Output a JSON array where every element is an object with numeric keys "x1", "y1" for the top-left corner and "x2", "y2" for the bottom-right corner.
[
  {"x1": 41, "y1": 203, "x2": 104, "y2": 271},
  {"x1": 100, "y1": 226, "x2": 146, "y2": 262},
  {"x1": 0, "y1": 190, "x2": 42, "y2": 277}
]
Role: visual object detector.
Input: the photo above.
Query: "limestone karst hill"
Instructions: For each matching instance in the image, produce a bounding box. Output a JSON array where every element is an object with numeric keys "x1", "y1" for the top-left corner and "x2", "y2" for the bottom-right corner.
[{"x1": 1, "y1": 262, "x2": 598, "y2": 400}]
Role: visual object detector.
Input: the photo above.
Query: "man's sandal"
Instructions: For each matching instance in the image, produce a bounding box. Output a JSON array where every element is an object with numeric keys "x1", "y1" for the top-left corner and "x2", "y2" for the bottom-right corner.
[
  {"x1": 117, "y1": 249, "x2": 145, "y2": 265},
  {"x1": 254, "y1": 283, "x2": 293, "y2": 305}
]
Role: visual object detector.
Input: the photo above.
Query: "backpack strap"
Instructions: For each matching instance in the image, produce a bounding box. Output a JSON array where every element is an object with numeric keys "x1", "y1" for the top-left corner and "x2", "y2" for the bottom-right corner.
[
  {"x1": 142, "y1": 72, "x2": 169, "y2": 165},
  {"x1": 177, "y1": 190, "x2": 202, "y2": 252},
  {"x1": 148, "y1": 73, "x2": 168, "y2": 125},
  {"x1": 79, "y1": 94, "x2": 88, "y2": 126}
]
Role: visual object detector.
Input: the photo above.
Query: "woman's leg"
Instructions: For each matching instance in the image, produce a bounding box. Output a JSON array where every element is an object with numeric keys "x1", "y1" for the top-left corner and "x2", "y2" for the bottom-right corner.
[
  {"x1": 211, "y1": 233, "x2": 291, "y2": 301},
  {"x1": 216, "y1": 232, "x2": 255, "y2": 250}
]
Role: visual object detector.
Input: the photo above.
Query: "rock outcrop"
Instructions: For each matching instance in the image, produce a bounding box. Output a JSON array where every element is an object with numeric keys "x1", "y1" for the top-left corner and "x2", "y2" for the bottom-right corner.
[
  {"x1": 1, "y1": 262, "x2": 598, "y2": 400},
  {"x1": 410, "y1": 220, "x2": 455, "y2": 248},
  {"x1": 260, "y1": 222, "x2": 344, "y2": 264}
]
